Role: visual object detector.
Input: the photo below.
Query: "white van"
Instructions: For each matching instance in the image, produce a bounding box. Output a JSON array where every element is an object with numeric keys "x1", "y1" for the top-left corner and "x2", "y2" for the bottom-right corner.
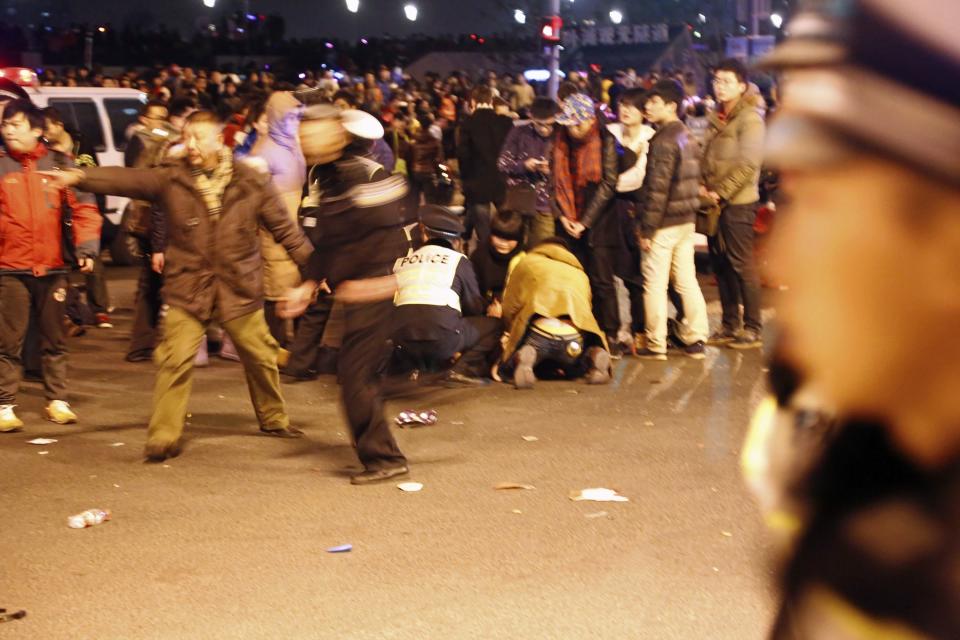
[{"x1": 13, "y1": 72, "x2": 148, "y2": 264}]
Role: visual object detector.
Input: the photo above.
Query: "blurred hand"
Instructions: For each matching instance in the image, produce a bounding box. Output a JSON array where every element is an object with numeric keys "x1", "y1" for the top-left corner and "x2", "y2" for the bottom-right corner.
[
  {"x1": 78, "y1": 257, "x2": 95, "y2": 273},
  {"x1": 38, "y1": 168, "x2": 83, "y2": 188},
  {"x1": 278, "y1": 282, "x2": 318, "y2": 319},
  {"x1": 640, "y1": 237, "x2": 653, "y2": 252},
  {"x1": 151, "y1": 252, "x2": 165, "y2": 274},
  {"x1": 487, "y1": 299, "x2": 502, "y2": 319},
  {"x1": 524, "y1": 158, "x2": 541, "y2": 172},
  {"x1": 334, "y1": 275, "x2": 398, "y2": 304}
]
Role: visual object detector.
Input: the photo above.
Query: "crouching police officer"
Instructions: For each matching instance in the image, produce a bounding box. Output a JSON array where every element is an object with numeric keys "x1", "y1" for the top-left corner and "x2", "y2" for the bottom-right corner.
[{"x1": 391, "y1": 205, "x2": 501, "y2": 385}]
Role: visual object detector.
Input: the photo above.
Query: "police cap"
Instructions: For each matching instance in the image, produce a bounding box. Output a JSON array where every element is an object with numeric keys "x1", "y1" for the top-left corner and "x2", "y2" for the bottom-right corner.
[{"x1": 419, "y1": 205, "x2": 464, "y2": 239}]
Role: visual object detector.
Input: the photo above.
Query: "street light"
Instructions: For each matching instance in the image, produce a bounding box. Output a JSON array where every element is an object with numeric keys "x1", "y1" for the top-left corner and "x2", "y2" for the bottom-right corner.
[
  {"x1": 404, "y1": 3, "x2": 418, "y2": 21},
  {"x1": 609, "y1": 9, "x2": 623, "y2": 24},
  {"x1": 770, "y1": 13, "x2": 783, "y2": 28},
  {"x1": 202, "y1": 0, "x2": 215, "y2": 7},
  {"x1": 514, "y1": 9, "x2": 526, "y2": 24},
  {"x1": 346, "y1": 0, "x2": 359, "y2": 13}
]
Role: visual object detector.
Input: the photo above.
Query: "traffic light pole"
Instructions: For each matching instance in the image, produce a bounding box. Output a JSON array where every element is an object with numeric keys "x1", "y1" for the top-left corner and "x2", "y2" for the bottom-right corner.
[{"x1": 546, "y1": 0, "x2": 560, "y2": 99}]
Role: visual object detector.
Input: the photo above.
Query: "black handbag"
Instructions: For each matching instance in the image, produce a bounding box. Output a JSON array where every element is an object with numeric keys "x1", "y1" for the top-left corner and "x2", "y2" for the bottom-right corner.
[{"x1": 503, "y1": 183, "x2": 538, "y2": 216}]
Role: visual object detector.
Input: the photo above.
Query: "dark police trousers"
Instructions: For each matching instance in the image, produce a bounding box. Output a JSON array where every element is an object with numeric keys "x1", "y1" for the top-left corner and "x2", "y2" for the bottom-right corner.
[
  {"x1": 394, "y1": 316, "x2": 502, "y2": 377},
  {"x1": 285, "y1": 295, "x2": 334, "y2": 376},
  {"x1": 340, "y1": 300, "x2": 407, "y2": 472}
]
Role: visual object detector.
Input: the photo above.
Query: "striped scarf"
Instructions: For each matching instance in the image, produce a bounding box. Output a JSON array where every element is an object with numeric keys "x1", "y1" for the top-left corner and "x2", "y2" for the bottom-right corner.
[{"x1": 192, "y1": 148, "x2": 234, "y2": 220}]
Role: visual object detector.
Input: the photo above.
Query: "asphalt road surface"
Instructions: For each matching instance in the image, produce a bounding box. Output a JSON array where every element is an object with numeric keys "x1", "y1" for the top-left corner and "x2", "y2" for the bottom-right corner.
[{"x1": 1, "y1": 267, "x2": 778, "y2": 639}]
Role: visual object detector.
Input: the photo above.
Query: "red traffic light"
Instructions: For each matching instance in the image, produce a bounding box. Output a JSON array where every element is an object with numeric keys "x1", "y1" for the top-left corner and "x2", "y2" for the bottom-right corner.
[{"x1": 541, "y1": 15, "x2": 562, "y2": 43}]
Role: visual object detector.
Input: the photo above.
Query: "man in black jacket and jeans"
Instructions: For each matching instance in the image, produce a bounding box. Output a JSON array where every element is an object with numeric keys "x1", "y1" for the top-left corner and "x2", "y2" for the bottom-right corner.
[
  {"x1": 636, "y1": 80, "x2": 708, "y2": 360},
  {"x1": 457, "y1": 86, "x2": 513, "y2": 247}
]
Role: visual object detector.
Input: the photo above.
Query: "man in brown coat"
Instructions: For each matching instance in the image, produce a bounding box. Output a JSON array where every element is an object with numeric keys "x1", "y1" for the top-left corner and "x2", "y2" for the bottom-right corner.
[
  {"x1": 47, "y1": 111, "x2": 314, "y2": 461},
  {"x1": 701, "y1": 59, "x2": 766, "y2": 349}
]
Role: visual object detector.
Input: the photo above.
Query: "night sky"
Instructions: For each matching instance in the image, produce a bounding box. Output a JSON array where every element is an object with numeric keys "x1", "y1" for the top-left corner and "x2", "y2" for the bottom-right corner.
[{"x1": 15, "y1": 0, "x2": 553, "y2": 39}]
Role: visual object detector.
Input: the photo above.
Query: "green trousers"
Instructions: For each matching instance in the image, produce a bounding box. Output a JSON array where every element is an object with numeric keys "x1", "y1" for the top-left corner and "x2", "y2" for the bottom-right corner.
[{"x1": 147, "y1": 306, "x2": 289, "y2": 446}]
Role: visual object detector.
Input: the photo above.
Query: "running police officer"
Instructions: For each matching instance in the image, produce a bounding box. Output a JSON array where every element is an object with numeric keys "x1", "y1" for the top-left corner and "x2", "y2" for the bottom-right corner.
[{"x1": 281, "y1": 105, "x2": 416, "y2": 485}]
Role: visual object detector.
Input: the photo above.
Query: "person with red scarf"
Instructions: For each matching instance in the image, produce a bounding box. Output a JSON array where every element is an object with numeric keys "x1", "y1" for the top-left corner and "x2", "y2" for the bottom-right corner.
[
  {"x1": 552, "y1": 93, "x2": 625, "y2": 355},
  {"x1": 0, "y1": 100, "x2": 101, "y2": 432}
]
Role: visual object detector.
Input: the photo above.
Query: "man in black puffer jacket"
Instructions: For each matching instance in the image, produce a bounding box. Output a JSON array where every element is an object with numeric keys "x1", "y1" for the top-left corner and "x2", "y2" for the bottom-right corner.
[{"x1": 635, "y1": 80, "x2": 708, "y2": 360}]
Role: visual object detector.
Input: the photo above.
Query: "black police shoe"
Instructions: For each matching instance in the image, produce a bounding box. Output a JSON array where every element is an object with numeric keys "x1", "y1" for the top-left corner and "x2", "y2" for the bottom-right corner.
[{"x1": 441, "y1": 371, "x2": 491, "y2": 388}]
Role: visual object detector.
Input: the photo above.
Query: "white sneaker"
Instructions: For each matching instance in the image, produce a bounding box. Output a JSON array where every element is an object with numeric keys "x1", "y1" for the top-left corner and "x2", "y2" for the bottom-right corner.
[
  {"x1": 0, "y1": 404, "x2": 24, "y2": 432},
  {"x1": 45, "y1": 400, "x2": 78, "y2": 425}
]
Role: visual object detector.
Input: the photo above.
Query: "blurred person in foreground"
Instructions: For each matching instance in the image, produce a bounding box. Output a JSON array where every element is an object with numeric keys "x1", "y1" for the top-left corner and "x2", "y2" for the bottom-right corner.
[{"x1": 746, "y1": 1, "x2": 960, "y2": 637}]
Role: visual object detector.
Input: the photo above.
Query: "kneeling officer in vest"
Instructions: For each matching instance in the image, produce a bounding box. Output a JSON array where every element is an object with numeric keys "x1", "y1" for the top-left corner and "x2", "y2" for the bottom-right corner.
[{"x1": 392, "y1": 205, "x2": 501, "y2": 385}]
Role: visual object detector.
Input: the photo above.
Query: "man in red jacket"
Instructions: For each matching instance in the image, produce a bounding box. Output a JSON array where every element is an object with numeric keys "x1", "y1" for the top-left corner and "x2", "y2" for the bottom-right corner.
[{"x1": 0, "y1": 100, "x2": 101, "y2": 432}]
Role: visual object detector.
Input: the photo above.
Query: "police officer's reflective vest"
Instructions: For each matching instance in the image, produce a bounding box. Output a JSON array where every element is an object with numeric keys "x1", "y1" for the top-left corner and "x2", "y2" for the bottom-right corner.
[{"x1": 393, "y1": 245, "x2": 463, "y2": 312}]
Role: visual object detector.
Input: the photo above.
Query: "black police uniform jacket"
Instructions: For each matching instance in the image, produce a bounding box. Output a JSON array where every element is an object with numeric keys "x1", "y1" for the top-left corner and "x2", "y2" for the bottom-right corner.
[{"x1": 300, "y1": 154, "x2": 415, "y2": 287}]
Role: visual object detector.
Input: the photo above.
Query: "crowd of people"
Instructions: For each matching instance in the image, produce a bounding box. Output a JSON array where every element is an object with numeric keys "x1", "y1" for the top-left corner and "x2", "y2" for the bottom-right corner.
[{"x1": 0, "y1": 54, "x2": 770, "y2": 474}]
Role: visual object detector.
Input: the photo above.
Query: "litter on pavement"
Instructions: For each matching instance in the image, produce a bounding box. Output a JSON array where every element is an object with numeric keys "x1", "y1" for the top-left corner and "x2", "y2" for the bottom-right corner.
[
  {"x1": 585, "y1": 511, "x2": 609, "y2": 519},
  {"x1": 27, "y1": 438, "x2": 57, "y2": 445},
  {"x1": 0, "y1": 608, "x2": 27, "y2": 623},
  {"x1": 326, "y1": 544, "x2": 353, "y2": 553},
  {"x1": 394, "y1": 409, "x2": 438, "y2": 427},
  {"x1": 521, "y1": 435, "x2": 539, "y2": 442},
  {"x1": 494, "y1": 482, "x2": 536, "y2": 491},
  {"x1": 397, "y1": 482, "x2": 423, "y2": 492},
  {"x1": 569, "y1": 488, "x2": 629, "y2": 502},
  {"x1": 109, "y1": 442, "x2": 125, "y2": 447},
  {"x1": 67, "y1": 508, "x2": 111, "y2": 529}
]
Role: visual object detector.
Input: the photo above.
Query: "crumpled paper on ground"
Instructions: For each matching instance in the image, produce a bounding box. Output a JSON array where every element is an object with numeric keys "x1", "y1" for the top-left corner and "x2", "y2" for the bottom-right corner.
[{"x1": 569, "y1": 488, "x2": 629, "y2": 502}]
